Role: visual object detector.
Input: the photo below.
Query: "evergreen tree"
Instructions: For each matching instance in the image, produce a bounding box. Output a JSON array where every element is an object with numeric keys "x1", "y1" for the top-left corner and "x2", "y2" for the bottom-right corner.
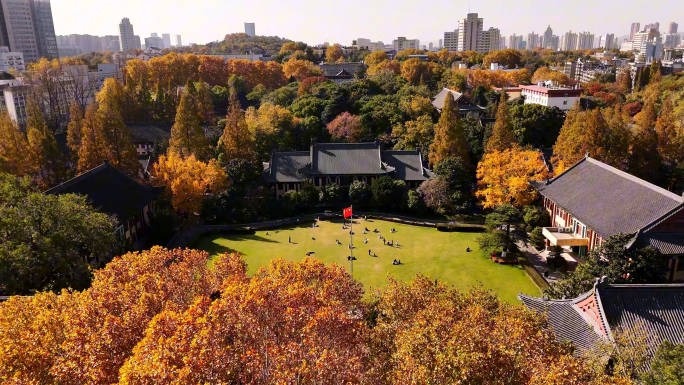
[
  {"x1": 649, "y1": 60, "x2": 662, "y2": 84},
  {"x1": 66, "y1": 102, "x2": 84, "y2": 163},
  {"x1": 428, "y1": 92, "x2": 470, "y2": 167},
  {"x1": 169, "y1": 82, "x2": 210, "y2": 160},
  {"x1": 616, "y1": 68, "x2": 633, "y2": 93},
  {"x1": 485, "y1": 92, "x2": 517, "y2": 153},
  {"x1": 26, "y1": 99, "x2": 63, "y2": 187},
  {"x1": 219, "y1": 92, "x2": 255, "y2": 161},
  {"x1": 629, "y1": 98, "x2": 662, "y2": 184},
  {"x1": 0, "y1": 111, "x2": 33, "y2": 176},
  {"x1": 77, "y1": 104, "x2": 108, "y2": 173},
  {"x1": 96, "y1": 79, "x2": 140, "y2": 176}
]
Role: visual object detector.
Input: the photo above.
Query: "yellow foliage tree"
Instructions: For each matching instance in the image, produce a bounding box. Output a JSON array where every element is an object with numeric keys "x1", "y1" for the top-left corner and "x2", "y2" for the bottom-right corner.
[
  {"x1": 283, "y1": 58, "x2": 323, "y2": 81},
  {"x1": 476, "y1": 147, "x2": 549, "y2": 208},
  {"x1": 26, "y1": 98, "x2": 63, "y2": 187},
  {"x1": 428, "y1": 92, "x2": 470, "y2": 167},
  {"x1": 485, "y1": 93, "x2": 518, "y2": 153},
  {"x1": 532, "y1": 66, "x2": 572, "y2": 86},
  {"x1": 219, "y1": 92, "x2": 255, "y2": 160},
  {"x1": 365, "y1": 50, "x2": 388, "y2": 66},
  {"x1": 66, "y1": 102, "x2": 84, "y2": 163},
  {"x1": 168, "y1": 83, "x2": 211, "y2": 160},
  {"x1": 367, "y1": 59, "x2": 401, "y2": 76},
  {"x1": 153, "y1": 152, "x2": 228, "y2": 214},
  {"x1": 325, "y1": 43, "x2": 344, "y2": 63},
  {"x1": 0, "y1": 111, "x2": 34, "y2": 176}
]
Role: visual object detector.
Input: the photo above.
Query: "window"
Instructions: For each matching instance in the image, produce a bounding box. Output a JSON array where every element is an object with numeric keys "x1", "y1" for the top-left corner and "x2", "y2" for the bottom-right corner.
[{"x1": 563, "y1": 101, "x2": 568, "y2": 105}]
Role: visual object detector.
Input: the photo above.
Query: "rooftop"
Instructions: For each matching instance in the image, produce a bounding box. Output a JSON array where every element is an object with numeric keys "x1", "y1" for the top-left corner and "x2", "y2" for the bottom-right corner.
[{"x1": 532, "y1": 157, "x2": 684, "y2": 238}]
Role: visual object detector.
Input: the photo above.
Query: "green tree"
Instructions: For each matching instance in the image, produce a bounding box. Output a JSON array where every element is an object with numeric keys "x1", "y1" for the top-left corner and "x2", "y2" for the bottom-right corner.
[
  {"x1": 371, "y1": 176, "x2": 406, "y2": 209},
  {"x1": 0, "y1": 173, "x2": 119, "y2": 295},
  {"x1": 26, "y1": 99, "x2": 64, "y2": 188},
  {"x1": 349, "y1": 180, "x2": 371, "y2": 207},
  {"x1": 643, "y1": 341, "x2": 684, "y2": 385},
  {"x1": 545, "y1": 234, "x2": 667, "y2": 299},
  {"x1": 428, "y1": 93, "x2": 471, "y2": 167},
  {"x1": 219, "y1": 92, "x2": 255, "y2": 161},
  {"x1": 406, "y1": 189, "x2": 426, "y2": 214},
  {"x1": 299, "y1": 179, "x2": 319, "y2": 208},
  {"x1": 477, "y1": 204, "x2": 527, "y2": 253},
  {"x1": 320, "y1": 182, "x2": 343, "y2": 205},
  {"x1": 433, "y1": 157, "x2": 473, "y2": 210},
  {"x1": 66, "y1": 102, "x2": 84, "y2": 163},
  {"x1": 169, "y1": 82, "x2": 210, "y2": 160},
  {"x1": 0, "y1": 112, "x2": 33, "y2": 177},
  {"x1": 510, "y1": 104, "x2": 565, "y2": 148},
  {"x1": 485, "y1": 93, "x2": 518, "y2": 153}
]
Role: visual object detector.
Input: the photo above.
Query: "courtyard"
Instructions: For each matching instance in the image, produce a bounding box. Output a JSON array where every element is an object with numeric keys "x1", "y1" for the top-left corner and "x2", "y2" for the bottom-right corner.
[{"x1": 194, "y1": 218, "x2": 540, "y2": 303}]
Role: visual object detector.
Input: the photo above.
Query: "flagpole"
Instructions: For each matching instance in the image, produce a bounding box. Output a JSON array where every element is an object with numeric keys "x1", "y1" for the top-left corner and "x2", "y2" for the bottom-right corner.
[{"x1": 350, "y1": 205, "x2": 353, "y2": 278}]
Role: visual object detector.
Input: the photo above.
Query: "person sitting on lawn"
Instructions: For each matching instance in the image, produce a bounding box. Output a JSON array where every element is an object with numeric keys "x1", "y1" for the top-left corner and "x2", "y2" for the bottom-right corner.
[
  {"x1": 393, "y1": 259, "x2": 398, "y2": 265},
  {"x1": 336, "y1": 240, "x2": 341, "y2": 245},
  {"x1": 311, "y1": 237, "x2": 315, "y2": 241},
  {"x1": 365, "y1": 227, "x2": 369, "y2": 232},
  {"x1": 396, "y1": 241, "x2": 400, "y2": 247},
  {"x1": 373, "y1": 253, "x2": 377, "y2": 257},
  {"x1": 466, "y1": 247, "x2": 471, "y2": 252},
  {"x1": 373, "y1": 229, "x2": 378, "y2": 233}
]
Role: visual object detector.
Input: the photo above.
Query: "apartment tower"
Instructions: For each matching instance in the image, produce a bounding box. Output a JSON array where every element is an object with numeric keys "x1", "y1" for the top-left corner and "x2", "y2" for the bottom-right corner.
[
  {"x1": 119, "y1": 17, "x2": 137, "y2": 52},
  {"x1": 0, "y1": 0, "x2": 58, "y2": 62},
  {"x1": 457, "y1": 13, "x2": 483, "y2": 51}
]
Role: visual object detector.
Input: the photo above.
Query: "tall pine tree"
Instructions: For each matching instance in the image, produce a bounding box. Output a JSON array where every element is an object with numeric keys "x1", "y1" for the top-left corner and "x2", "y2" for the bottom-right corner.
[
  {"x1": 219, "y1": 92, "x2": 255, "y2": 161},
  {"x1": 0, "y1": 111, "x2": 33, "y2": 176},
  {"x1": 629, "y1": 97, "x2": 662, "y2": 184},
  {"x1": 428, "y1": 92, "x2": 470, "y2": 167},
  {"x1": 485, "y1": 92, "x2": 518, "y2": 153},
  {"x1": 77, "y1": 104, "x2": 108, "y2": 173},
  {"x1": 66, "y1": 102, "x2": 84, "y2": 164},
  {"x1": 169, "y1": 82, "x2": 210, "y2": 160},
  {"x1": 26, "y1": 98, "x2": 64, "y2": 188}
]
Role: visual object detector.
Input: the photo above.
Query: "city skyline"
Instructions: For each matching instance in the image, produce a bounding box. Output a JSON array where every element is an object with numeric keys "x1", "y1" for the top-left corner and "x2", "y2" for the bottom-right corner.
[{"x1": 49, "y1": 0, "x2": 681, "y2": 47}]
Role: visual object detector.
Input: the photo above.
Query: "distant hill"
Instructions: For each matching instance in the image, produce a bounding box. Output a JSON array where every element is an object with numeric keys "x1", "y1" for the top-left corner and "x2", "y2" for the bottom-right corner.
[{"x1": 204, "y1": 33, "x2": 292, "y2": 56}]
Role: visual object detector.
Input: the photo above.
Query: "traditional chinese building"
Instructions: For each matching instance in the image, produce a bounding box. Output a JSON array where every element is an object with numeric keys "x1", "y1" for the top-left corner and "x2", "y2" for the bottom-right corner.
[
  {"x1": 531, "y1": 156, "x2": 684, "y2": 282},
  {"x1": 432, "y1": 87, "x2": 486, "y2": 119},
  {"x1": 265, "y1": 142, "x2": 432, "y2": 198},
  {"x1": 46, "y1": 161, "x2": 160, "y2": 247},
  {"x1": 520, "y1": 279, "x2": 684, "y2": 370}
]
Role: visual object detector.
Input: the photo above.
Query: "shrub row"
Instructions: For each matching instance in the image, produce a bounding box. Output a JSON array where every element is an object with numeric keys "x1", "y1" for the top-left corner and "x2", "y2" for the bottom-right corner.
[{"x1": 436, "y1": 223, "x2": 487, "y2": 233}]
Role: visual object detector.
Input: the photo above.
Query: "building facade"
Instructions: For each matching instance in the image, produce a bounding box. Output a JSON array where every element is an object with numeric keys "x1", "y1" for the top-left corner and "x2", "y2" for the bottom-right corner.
[
  {"x1": 560, "y1": 31, "x2": 578, "y2": 51},
  {"x1": 542, "y1": 25, "x2": 553, "y2": 49},
  {"x1": 443, "y1": 30, "x2": 459, "y2": 52},
  {"x1": 244, "y1": 22, "x2": 255, "y2": 37},
  {"x1": 144, "y1": 36, "x2": 163, "y2": 49},
  {"x1": 457, "y1": 13, "x2": 482, "y2": 52},
  {"x1": 392, "y1": 37, "x2": 419, "y2": 51},
  {"x1": 480, "y1": 27, "x2": 500, "y2": 52},
  {"x1": 509, "y1": 34, "x2": 523, "y2": 50},
  {"x1": 28, "y1": 0, "x2": 57, "y2": 60},
  {"x1": 630, "y1": 22, "x2": 640, "y2": 40},
  {"x1": 526, "y1": 32, "x2": 539, "y2": 50},
  {"x1": 533, "y1": 156, "x2": 684, "y2": 281},
  {"x1": 119, "y1": 17, "x2": 137, "y2": 52},
  {"x1": 175, "y1": 34, "x2": 182, "y2": 47},
  {"x1": 265, "y1": 142, "x2": 433, "y2": 198},
  {"x1": 0, "y1": 46, "x2": 24, "y2": 71},
  {"x1": 520, "y1": 83, "x2": 581, "y2": 111},
  {"x1": 576, "y1": 32, "x2": 595, "y2": 50}
]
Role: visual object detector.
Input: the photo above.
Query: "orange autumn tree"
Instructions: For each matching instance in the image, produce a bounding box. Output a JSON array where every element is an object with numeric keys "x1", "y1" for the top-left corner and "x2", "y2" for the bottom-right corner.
[
  {"x1": 476, "y1": 147, "x2": 549, "y2": 208},
  {"x1": 153, "y1": 152, "x2": 228, "y2": 214},
  {"x1": 283, "y1": 58, "x2": 323, "y2": 81}
]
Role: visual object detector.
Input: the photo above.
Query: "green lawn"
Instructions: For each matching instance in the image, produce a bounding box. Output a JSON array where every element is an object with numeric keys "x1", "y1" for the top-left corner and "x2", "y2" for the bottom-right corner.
[{"x1": 194, "y1": 219, "x2": 539, "y2": 303}]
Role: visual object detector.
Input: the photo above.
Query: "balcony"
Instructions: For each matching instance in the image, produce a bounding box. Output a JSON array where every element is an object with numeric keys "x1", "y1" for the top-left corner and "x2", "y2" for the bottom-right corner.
[{"x1": 542, "y1": 227, "x2": 589, "y2": 247}]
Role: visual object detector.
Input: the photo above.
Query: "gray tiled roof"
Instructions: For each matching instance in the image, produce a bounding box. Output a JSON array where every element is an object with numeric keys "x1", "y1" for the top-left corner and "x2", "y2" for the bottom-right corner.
[
  {"x1": 638, "y1": 233, "x2": 684, "y2": 255},
  {"x1": 432, "y1": 88, "x2": 464, "y2": 110},
  {"x1": 598, "y1": 284, "x2": 684, "y2": 366},
  {"x1": 308, "y1": 143, "x2": 394, "y2": 176},
  {"x1": 319, "y1": 63, "x2": 365, "y2": 77},
  {"x1": 126, "y1": 123, "x2": 171, "y2": 144},
  {"x1": 519, "y1": 293, "x2": 605, "y2": 354},
  {"x1": 267, "y1": 151, "x2": 309, "y2": 182},
  {"x1": 532, "y1": 157, "x2": 684, "y2": 238},
  {"x1": 383, "y1": 150, "x2": 429, "y2": 181}
]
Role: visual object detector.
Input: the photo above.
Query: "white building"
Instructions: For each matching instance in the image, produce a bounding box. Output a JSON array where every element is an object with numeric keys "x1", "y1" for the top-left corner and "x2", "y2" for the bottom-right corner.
[
  {"x1": 526, "y1": 32, "x2": 540, "y2": 50},
  {"x1": 542, "y1": 25, "x2": 554, "y2": 49},
  {"x1": 118, "y1": 17, "x2": 137, "y2": 52},
  {"x1": 577, "y1": 32, "x2": 594, "y2": 50},
  {"x1": 356, "y1": 38, "x2": 372, "y2": 50},
  {"x1": 599, "y1": 33, "x2": 616, "y2": 49},
  {"x1": 457, "y1": 13, "x2": 483, "y2": 52},
  {"x1": 162, "y1": 33, "x2": 171, "y2": 49},
  {"x1": 520, "y1": 83, "x2": 582, "y2": 111},
  {"x1": 443, "y1": 30, "x2": 459, "y2": 52},
  {"x1": 393, "y1": 37, "x2": 419, "y2": 51},
  {"x1": 560, "y1": 31, "x2": 578, "y2": 51},
  {"x1": 176, "y1": 35, "x2": 182, "y2": 47},
  {"x1": 0, "y1": 47, "x2": 25, "y2": 72},
  {"x1": 509, "y1": 34, "x2": 523, "y2": 50},
  {"x1": 136, "y1": 47, "x2": 163, "y2": 62},
  {"x1": 144, "y1": 36, "x2": 163, "y2": 49},
  {"x1": 244, "y1": 23, "x2": 256, "y2": 38}
]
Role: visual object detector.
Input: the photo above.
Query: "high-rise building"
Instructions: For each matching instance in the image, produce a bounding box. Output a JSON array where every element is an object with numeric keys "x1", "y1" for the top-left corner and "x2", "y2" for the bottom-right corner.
[
  {"x1": 438, "y1": 39, "x2": 442, "y2": 49},
  {"x1": 29, "y1": 0, "x2": 58, "y2": 60},
  {"x1": 443, "y1": 30, "x2": 459, "y2": 52},
  {"x1": 560, "y1": 31, "x2": 578, "y2": 51},
  {"x1": 499, "y1": 36, "x2": 506, "y2": 49},
  {"x1": 0, "y1": 0, "x2": 58, "y2": 62},
  {"x1": 162, "y1": 33, "x2": 171, "y2": 49},
  {"x1": 244, "y1": 22, "x2": 255, "y2": 38},
  {"x1": 645, "y1": 22, "x2": 660, "y2": 32},
  {"x1": 542, "y1": 25, "x2": 553, "y2": 49},
  {"x1": 393, "y1": 37, "x2": 419, "y2": 51},
  {"x1": 145, "y1": 35, "x2": 163, "y2": 49},
  {"x1": 356, "y1": 38, "x2": 371, "y2": 50},
  {"x1": 577, "y1": 32, "x2": 594, "y2": 50},
  {"x1": 600, "y1": 33, "x2": 616, "y2": 49},
  {"x1": 119, "y1": 18, "x2": 137, "y2": 52},
  {"x1": 669, "y1": 22, "x2": 678, "y2": 34},
  {"x1": 509, "y1": 34, "x2": 523, "y2": 50},
  {"x1": 630, "y1": 22, "x2": 640, "y2": 40},
  {"x1": 176, "y1": 35, "x2": 182, "y2": 47},
  {"x1": 480, "y1": 27, "x2": 500, "y2": 52},
  {"x1": 526, "y1": 32, "x2": 540, "y2": 50},
  {"x1": 457, "y1": 13, "x2": 483, "y2": 52}
]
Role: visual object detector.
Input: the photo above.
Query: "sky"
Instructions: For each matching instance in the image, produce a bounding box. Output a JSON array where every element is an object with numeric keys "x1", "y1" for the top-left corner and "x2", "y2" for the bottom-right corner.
[{"x1": 51, "y1": 0, "x2": 680, "y2": 46}]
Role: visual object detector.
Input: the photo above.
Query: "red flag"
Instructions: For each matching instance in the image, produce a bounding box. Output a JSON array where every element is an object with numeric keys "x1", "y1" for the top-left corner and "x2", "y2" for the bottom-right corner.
[{"x1": 343, "y1": 206, "x2": 352, "y2": 219}]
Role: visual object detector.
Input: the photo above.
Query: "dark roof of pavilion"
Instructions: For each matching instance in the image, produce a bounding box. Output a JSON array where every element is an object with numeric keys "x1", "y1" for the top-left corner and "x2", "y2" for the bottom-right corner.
[
  {"x1": 126, "y1": 123, "x2": 171, "y2": 144},
  {"x1": 382, "y1": 150, "x2": 432, "y2": 181},
  {"x1": 531, "y1": 156, "x2": 684, "y2": 238},
  {"x1": 520, "y1": 282, "x2": 684, "y2": 369},
  {"x1": 303, "y1": 142, "x2": 394, "y2": 176},
  {"x1": 45, "y1": 161, "x2": 157, "y2": 223}
]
